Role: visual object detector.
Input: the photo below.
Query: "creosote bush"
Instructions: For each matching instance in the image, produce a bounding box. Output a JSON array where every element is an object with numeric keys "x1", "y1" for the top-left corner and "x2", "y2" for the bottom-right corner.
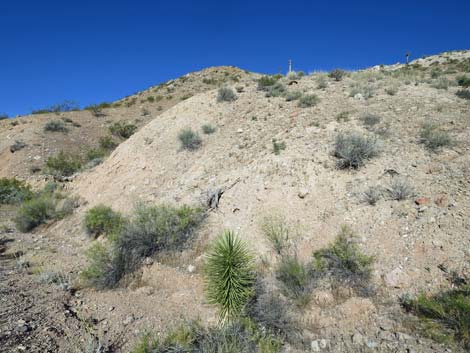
[
  {"x1": 217, "y1": 87, "x2": 237, "y2": 102},
  {"x1": 44, "y1": 120, "x2": 67, "y2": 132},
  {"x1": 109, "y1": 121, "x2": 137, "y2": 139},
  {"x1": 456, "y1": 89, "x2": 470, "y2": 100},
  {"x1": 178, "y1": 128, "x2": 202, "y2": 151},
  {"x1": 334, "y1": 132, "x2": 380, "y2": 169},
  {"x1": 82, "y1": 204, "x2": 204, "y2": 289},
  {"x1": 84, "y1": 205, "x2": 124, "y2": 238},
  {"x1": 257, "y1": 75, "x2": 280, "y2": 91},
  {"x1": 456, "y1": 75, "x2": 470, "y2": 88},
  {"x1": 204, "y1": 230, "x2": 255, "y2": 322},
  {"x1": 298, "y1": 94, "x2": 320, "y2": 108},
  {"x1": 313, "y1": 225, "x2": 374, "y2": 296},
  {"x1": 419, "y1": 123, "x2": 452, "y2": 151},
  {"x1": 201, "y1": 123, "x2": 216, "y2": 134},
  {"x1": 328, "y1": 69, "x2": 347, "y2": 81},
  {"x1": 45, "y1": 151, "x2": 82, "y2": 177},
  {"x1": 0, "y1": 178, "x2": 33, "y2": 204},
  {"x1": 401, "y1": 284, "x2": 470, "y2": 349}
]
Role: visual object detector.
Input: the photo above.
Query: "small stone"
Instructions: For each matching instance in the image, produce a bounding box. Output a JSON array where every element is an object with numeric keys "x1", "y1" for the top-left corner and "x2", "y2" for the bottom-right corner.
[
  {"x1": 17, "y1": 319, "x2": 26, "y2": 326},
  {"x1": 187, "y1": 264, "x2": 196, "y2": 273},
  {"x1": 237, "y1": 128, "x2": 243, "y2": 134},
  {"x1": 310, "y1": 340, "x2": 320, "y2": 352},
  {"x1": 108, "y1": 306, "x2": 115, "y2": 312},
  {"x1": 384, "y1": 268, "x2": 410, "y2": 288},
  {"x1": 434, "y1": 194, "x2": 448, "y2": 207},
  {"x1": 414, "y1": 197, "x2": 430, "y2": 205},
  {"x1": 397, "y1": 332, "x2": 413, "y2": 341},
  {"x1": 143, "y1": 257, "x2": 154, "y2": 266},
  {"x1": 366, "y1": 340, "x2": 379, "y2": 348},
  {"x1": 298, "y1": 188, "x2": 309, "y2": 199},
  {"x1": 352, "y1": 333, "x2": 364, "y2": 345},
  {"x1": 354, "y1": 93, "x2": 364, "y2": 100},
  {"x1": 123, "y1": 314, "x2": 134, "y2": 325},
  {"x1": 17, "y1": 345, "x2": 26, "y2": 351},
  {"x1": 319, "y1": 339, "x2": 328, "y2": 349}
]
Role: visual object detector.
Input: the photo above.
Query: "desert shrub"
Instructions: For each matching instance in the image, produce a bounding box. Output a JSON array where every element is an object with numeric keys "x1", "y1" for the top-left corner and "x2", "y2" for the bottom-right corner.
[
  {"x1": 316, "y1": 74, "x2": 328, "y2": 89},
  {"x1": 298, "y1": 94, "x2": 320, "y2": 108},
  {"x1": 257, "y1": 75, "x2": 280, "y2": 91},
  {"x1": 261, "y1": 215, "x2": 290, "y2": 255},
  {"x1": 285, "y1": 91, "x2": 302, "y2": 101},
  {"x1": 388, "y1": 177, "x2": 414, "y2": 200},
  {"x1": 329, "y1": 69, "x2": 347, "y2": 81},
  {"x1": 147, "y1": 96, "x2": 155, "y2": 103},
  {"x1": 334, "y1": 132, "x2": 380, "y2": 169},
  {"x1": 217, "y1": 87, "x2": 237, "y2": 102},
  {"x1": 37, "y1": 269, "x2": 70, "y2": 290},
  {"x1": 265, "y1": 82, "x2": 286, "y2": 98},
  {"x1": 109, "y1": 121, "x2": 137, "y2": 139},
  {"x1": 45, "y1": 151, "x2": 82, "y2": 177},
  {"x1": 349, "y1": 82, "x2": 376, "y2": 99},
  {"x1": 99, "y1": 136, "x2": 118, "y2": 150},
  {"x1": 455, "y1": 89, "x2": 470, "y2": 100},
  {"x1": 335, "y1": 111, "x2": 350, "y2": 122},
  {"x1": 272, "y1": 139, "x2": 286, "y2": 155},
  {"x1": 84, "y1": 205, "x2": 124, "y2": 238},
  {"x1": 419, "y1": 123, "x2": 452, "y2": 151},
  {"x1": 202, "y1": 77, "x2": 217, "y2": 85},
  {"x1": 385, "y1": 86, "x2": 399, "y2": 95},
  {"x1": 201, "y1": 124, "x2": 216, "y2": 134},
  {"x1": 85, "y1": 148, "x2": 107, "y2": 161},
  {"x1": 431, "y1": 77, "x2": 451, "y2": 90},
  {"x1": 456, "y1": 75, "x2": 470, "y2": 88},
  {"x1": 33, "y1": 100, "x2": 79, "y2": 114},
  {"x1": 85, "y1": 104, "x2": 106, "y2": 117},
  {"x1": 360, "y1": 113, "x2": 381, "y2": 127},
  {"x1": 178, "y1": 128, "x2": 202, "y2": 151},
  {"x1": 14, "y1": 195, "x2": 56, "y2": 232},
  {"x1": 313, "y1": 226, "x2": 374, "y2": 296},
  {"x1": 246, "y1": 280, "x2": 297, "y2": 340},
  {"x1": 9, "y1": 140, "x2": 26, "y2": 153},
  {"x1": 276, "y1": 255, "x2": 311, "y2": 307},
  {"x1": 44, "y1": 120, "x2": 67, "y2": 132},
  {"x1": 83, "y1": 204, "x2": 204, "y2": 288},
  {"x1": 361, "y1": 186, "x2": 382, "y2": 205},
  {"x1": 400, "y1": 284, "x2": 470, "y2": 349},
  {"x1": 0, "y1": 178, "x2": 33, "y2": 204},
  {"x1": 204, "y1": 230, "x2": 255, "y2": 322}
]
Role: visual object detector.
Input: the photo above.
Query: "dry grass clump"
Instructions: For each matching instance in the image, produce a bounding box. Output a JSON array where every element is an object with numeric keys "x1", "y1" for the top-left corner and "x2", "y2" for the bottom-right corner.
[
  {"x1": 217, "y1": 87, "x2": 237, "y2": 102},
  {"x1": 178, "y1": 128, "x2": 202, "y2": 150},
  {"x1": 333, "y1": 132, "x2": 380, "y2": 169},
  {"x1": 419, "y1": 123, "x2": 452, "y2": 151}
]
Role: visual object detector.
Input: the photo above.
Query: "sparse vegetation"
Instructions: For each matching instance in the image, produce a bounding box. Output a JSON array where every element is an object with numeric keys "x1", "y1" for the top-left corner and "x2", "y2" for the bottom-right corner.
[
  {"x1": 313, "y1": 225, "x2": 374, "y2": 296},
  {"x1": 431, "y1": 77, "x2": 451, "y2": 90},
  {"x1": 456, "y1": 75, "x2": 470, "y2": 88},
  {"x1": 272, "y1": 139, "x2": 286, "y2": 155},
  {"x1": 45, "y1": 151, "x2": 82, "y2": 177},
  {"x1": 178, "y1": 128, "x2": 202, "y2": 150},
  {"x1": 9, "y1": 140, "x2": 27, "y2": 153},
  {"x1": 401, "y1": 284, "x2": 470, "y2": 349},
  {"x1": 99, "y1": 136, "x2": 118, "y2": 150},
  {"x1": 349, "y1": 82, "x2": 376, "y2": 99},
  {"x1": 83, "y1": 204, "x2": 204, "y2": 288},
  {"x1": 0, "y1": 178, "x2": 33, "y2": 204},
  {"x1": 44, "y1": 120, "x2": 67, "y2": 132},
  {"x1": 14, "y1": 195, "x2": 55, "y2": 232},
  {"x1": 334, "y1": 132, "x2": 380, "y2": 169},
  {"x1": 361, "y1": 186, "x2": 382, "y2": 205},
  {"x1": 32, "y1": 100, "x2": 79, "y2": 114},
  {"x1": 298, "y1": 94, "x2": 320, "y2": 108},
  {"x1": 360, "y1": 113, "x2": 381, "y2": 127},
  {"x1": 276, "y1": 255, "x2": 311, "y2": 307},
  {"x1": 335, "y1": 111, "x2": 350, "y2": 122},
  {"x1": 388, "y1": 177, "x2": 414, "y2": 200},
  {"x1": 419, "y1": 123, "x2": 452, "y2": 151},
  {"x1": 204, "y1": 230, "x2": 255, "y2": 322},
  {"x1": 265, "y1": 82, "x2": 286, "y2": 98},
  {"x1": 109, "y1": 121, "x2": 137, "y2": 139},
  {"x1": 329, "y1": 69, "x2": 347, "y2": 81},
  {"x1": 261, "y1": 215, "x2": 290, "y2": 255},
  {"x1": 285, "y1": 91, "x2": 302, "y2": 101},
  {"x1": 456, "y1": 89, "x2": 470, "y2": 100},
  {"x1": 84, "y1": 205, "x2": 124, "y2": 238},
  {"x1": 201, "y1": 123, "x2": 216, "y2": 134},
  {"x1": 217, "y1": 87, "x2": 237, "y2": 102},
  {"x1": 257, "y1": 75, "x2": 280, "y2": 91}
]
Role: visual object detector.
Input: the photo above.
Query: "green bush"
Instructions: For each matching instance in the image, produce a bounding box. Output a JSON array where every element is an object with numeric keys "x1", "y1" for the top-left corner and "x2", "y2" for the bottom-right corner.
[
  {"x1": 276, "y1": 255, "x2": 311, "y2": 307},
  {"x1": 99, "y1": 136, "x2": 118, "y2": 150},
  {"x1": 419, "y1": 123, "x2": 452, "y2": 151},
  {"x1": 204, "y1": 230, "x2": 255, "y2": 322},
  {"x1": 272, "y1": 139, "x2": 286, "y2": 155},
  {"x1": 328, "y1": 69, "x2": 347, "y2": 81},
  {"x1": 83, "y1": 204, "x2": 204, "y2": 288},
  {"x1": 431, "y1": 77, "x2": 451, "y2": 90},
  {"x1": 257, "y1": 75, "x2": 280, "y2": 91},
  {"x1": 313, "y1": 226, "x2": 374, "y2": 296},
  {"x1": 33, "y1": 100, "x2": 79, "y2": 114},
  {"x1": 334, "y1": 132, "x2": 380, "y2": 169},
  {"x1": 360, "y1": 113, "x2": 381, "y2": 127},
  {"x1": 285, "y1": 91, "x2": 302, "y2": 102},
  {"x1": 201, "y1": 124, "x2": 216, "y2": 134},
  {"x1": 388, "y1": 177, "x2": 414, "y2": 201},
  {"x1": 45, "y1": 151, "x2": 82, "y2": 177},
  {"x1": 14, "y1": 195, "x2": 56, "y2": 232},
  {"x1": 217, "y1": 87, "x2": 237, "y2": 102},
  {"x1": 265, "y1": 82, "x2": 286, "y2": 98},
  {"x1": 0, "y1": 178, "x2": 33, "y2": 204},
  {"x1": 456, "y1": 89, "x2": 470, "y2": 100},
  {"x1": 298, "y1": 94, "x2": 320, "y2": 108},
  {"x1": 261, "y1": 216, "x2": 290, "y2": 255},
  {"x1": 84, "y1": 205, "x2": 124, "y2": 238},
  {"x1": 85, "y1": 148, "x2": 107, "y2": 161},
  {"x1": 44, "y1": 120, "x2": 67, "y2": 132},
  {"x1": 456, "y1": 75, "x2": 470, "y2": 88},
  {"x1": 85, "y1": 104, "x2": 107, "y2": 117},
  {"x1": 109, "y1": 121, "x2": 137, "y2": 139},
  {"x1": 178, "y1": 128, "x2": 202, "y2": 151},
  {"x1": 401, "y1": 284, "x2": 470, "y2": 349}
]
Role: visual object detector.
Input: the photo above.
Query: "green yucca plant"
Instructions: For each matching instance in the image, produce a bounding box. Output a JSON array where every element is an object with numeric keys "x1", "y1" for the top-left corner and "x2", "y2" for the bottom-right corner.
[{"x1": 204, "y1": 230, "x2": 255, "y2": 323}]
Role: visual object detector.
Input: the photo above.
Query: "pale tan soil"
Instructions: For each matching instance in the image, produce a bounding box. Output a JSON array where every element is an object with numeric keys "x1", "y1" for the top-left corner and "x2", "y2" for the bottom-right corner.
[{"x1": 1, "y1": 52, "x2": 470, "y2": 352}]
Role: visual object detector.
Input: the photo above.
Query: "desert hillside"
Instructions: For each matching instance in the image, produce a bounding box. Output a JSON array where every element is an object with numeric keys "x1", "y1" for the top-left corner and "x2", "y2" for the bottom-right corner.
[{"x1": 1, "y1": 51, "x2": 470, "y2": 353}]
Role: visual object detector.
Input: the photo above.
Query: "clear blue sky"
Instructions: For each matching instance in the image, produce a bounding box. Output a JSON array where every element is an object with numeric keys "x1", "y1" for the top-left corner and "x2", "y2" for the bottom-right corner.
[{"x1": 1, "y1": 0, "x2": 469, "y2": 117}]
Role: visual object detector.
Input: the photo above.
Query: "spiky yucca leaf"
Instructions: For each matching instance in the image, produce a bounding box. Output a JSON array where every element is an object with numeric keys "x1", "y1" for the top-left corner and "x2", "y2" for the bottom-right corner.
[{"x1": 204, "y1": 230, "x2": 255, "y2": 323}]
